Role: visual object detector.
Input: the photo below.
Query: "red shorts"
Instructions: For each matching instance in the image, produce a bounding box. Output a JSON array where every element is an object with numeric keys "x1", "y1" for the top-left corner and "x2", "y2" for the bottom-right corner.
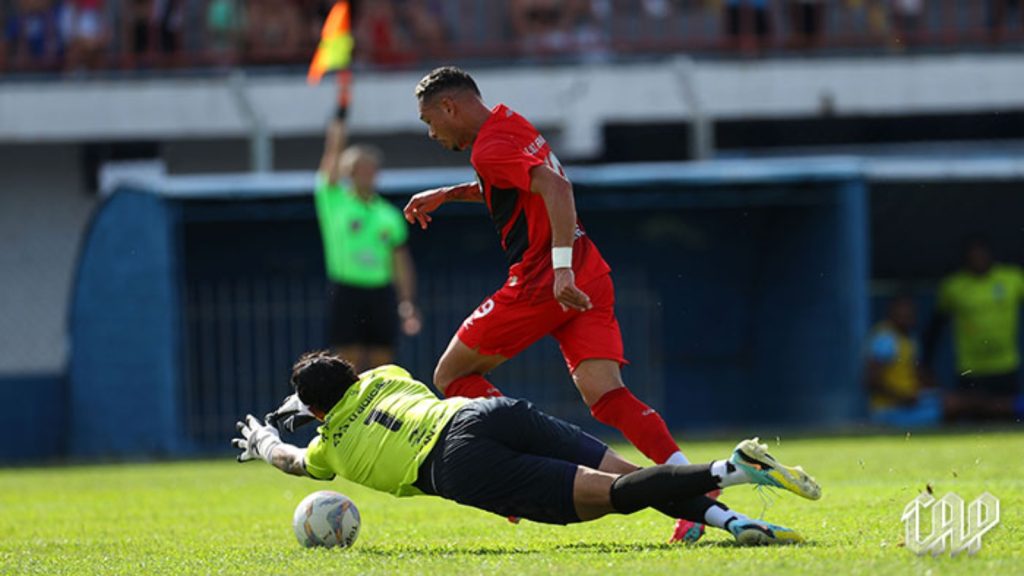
[{"x1": 456, "y1": 273, "x2": 627, "y2": 373}]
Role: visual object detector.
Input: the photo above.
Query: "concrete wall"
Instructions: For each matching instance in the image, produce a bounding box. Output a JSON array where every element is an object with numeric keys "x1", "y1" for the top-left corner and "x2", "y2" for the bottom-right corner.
[
  {"x1": 0, "y1": 145, "x2": 95, "y2": 376},
  {"x1": 2, "y1": 54, "x2": 1023, "y2": 158}
]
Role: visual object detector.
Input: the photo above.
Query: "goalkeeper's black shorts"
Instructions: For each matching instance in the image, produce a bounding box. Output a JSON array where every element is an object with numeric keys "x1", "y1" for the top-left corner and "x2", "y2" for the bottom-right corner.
[{"x1": 413, "y1": 397, "x2": 607, "y2": 525}]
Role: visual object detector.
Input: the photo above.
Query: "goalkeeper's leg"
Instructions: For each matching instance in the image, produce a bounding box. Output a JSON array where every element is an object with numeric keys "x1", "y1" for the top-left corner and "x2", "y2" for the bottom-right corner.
[{"x1": 574, "y1": 461, "x2": 808, "y2": 545}]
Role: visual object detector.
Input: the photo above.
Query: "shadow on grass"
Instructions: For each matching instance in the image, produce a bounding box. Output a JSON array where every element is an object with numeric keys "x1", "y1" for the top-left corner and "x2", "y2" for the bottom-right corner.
[
  {"x1": 355, "y1": 545, "x2": 538, "y2": 557},
  {"x1": 354, "y1": 539, "x2": 822, "y2": 557}
]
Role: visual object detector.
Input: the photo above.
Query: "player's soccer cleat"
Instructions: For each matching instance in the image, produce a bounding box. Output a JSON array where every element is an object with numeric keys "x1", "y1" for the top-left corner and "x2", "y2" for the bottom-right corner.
[
  {"x1": 729, "y1": 519, "x2": 803, "y2": 546},
  {"x1": 668, "y1": 489, "x2": 721, "y2": 544},
  {"x1": 670, "y1": 518, "x2": 705, "y2": 544},
  {"x1": 729, "y1": 438, "x2": 821, "y2": 500}
]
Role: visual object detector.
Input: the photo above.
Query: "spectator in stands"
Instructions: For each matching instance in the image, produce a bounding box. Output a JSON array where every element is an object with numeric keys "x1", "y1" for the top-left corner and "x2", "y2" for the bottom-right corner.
[
  {"x1": 397, "y1": 0, "x2": 446, "y2": 60},
  {"x1": 63, "y1": 0, "x2": 107, "y2": 71},
  {"x1": 353, "y1": 0, "x2": 411, "y2": 66},
  {"x1": 864, "y1": 292, "x2": 942, "y2": 427},
  {"x1": 4, "y1": 0, "x2": 64, "y2": 68},
  {"x1": 987, "y1": 0, "x2": 1024, "y2": 43},
  {"x1": 890, "y1": 0, "x2": 923, "y2": 46},
  {"x1": 0, "y1": 4, "x2": 8, "y2": 69},
  {"x1": 723, "y1": 0, "x2": 771, "y2": 51},
  {"x1": 122, "y1": 0, "x2": 181, "y2": 62},
  {"x1": 315, "y1": 79, "x2": 421, "y2": 372},
  {"x1": 509, "y1": 0, "x2": 571, "y2": 55},
  {"x1": 787, "y1": 0, "x2": 825, "y2": 49},
  {"x1": 924, "y1": 235, "x2": 1024, "y2": 422},
  {"x1": 204, "y1": 0, "x2": 244, "y2": 61},
  {"x1": 509, "y1": 0, "x2": 607, "y2": 59},
  {"x1": 245, "y1": 0, "x2": 304, "y2": 62}
]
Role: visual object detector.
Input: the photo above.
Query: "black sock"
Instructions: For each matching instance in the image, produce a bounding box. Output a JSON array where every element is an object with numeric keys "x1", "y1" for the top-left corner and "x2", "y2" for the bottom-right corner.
[
  {"x1": 609, "y1": 464, "x2": 718, "y2": 515},
  {"x1": 654, "y1": 495, "x2": 720, "y2": 524}
]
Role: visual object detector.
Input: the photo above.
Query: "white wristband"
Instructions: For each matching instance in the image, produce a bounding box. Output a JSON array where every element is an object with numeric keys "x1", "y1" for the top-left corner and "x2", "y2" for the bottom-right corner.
[{"x1": 551, "y1": 246, "x2": 573, "y2": 269}]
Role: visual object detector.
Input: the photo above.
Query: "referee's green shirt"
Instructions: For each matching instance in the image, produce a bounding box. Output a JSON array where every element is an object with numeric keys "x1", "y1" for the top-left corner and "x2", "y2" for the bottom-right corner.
[{"x1": 314, "y1": 174, "x2": 408, "y2": 288}]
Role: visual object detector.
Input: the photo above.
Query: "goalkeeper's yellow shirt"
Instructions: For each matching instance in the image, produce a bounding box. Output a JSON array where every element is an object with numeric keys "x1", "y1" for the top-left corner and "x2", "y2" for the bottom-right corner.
[
  {"x1": 303, "y1": 365, "x2": 470, "y2": 496},
  {"x1": 938, "y1": 264, "x2": 1024, "y2": 376}
]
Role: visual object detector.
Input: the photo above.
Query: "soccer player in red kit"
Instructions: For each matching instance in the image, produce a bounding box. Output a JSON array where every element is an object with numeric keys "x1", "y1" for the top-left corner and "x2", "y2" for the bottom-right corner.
[{"x1": 405, "y1": 67, "x2": 715, "y2": 543}]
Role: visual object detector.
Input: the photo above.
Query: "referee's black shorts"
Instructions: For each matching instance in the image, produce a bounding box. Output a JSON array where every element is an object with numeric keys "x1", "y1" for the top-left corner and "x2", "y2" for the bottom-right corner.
[
  {"x1": 327, "y1": 282, "x2": 397, "y2": 348},
  {"x1": 413, "y1": 397, "x2": 608, "y2": 525}
]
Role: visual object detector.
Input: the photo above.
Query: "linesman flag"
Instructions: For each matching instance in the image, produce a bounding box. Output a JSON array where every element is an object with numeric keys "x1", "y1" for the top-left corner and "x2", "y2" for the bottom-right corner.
[{"x1": 308, "y1": 1, "x2": 354, "y2": 84}]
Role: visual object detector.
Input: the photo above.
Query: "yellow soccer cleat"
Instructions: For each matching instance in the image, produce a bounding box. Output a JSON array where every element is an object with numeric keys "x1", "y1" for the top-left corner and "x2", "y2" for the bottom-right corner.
[
  {"x1": 729, "y1": 438, "x2": 822, "y2": 500},
  {"x1": 729, "y1": 519, "x2": 804, "y2": 546}
]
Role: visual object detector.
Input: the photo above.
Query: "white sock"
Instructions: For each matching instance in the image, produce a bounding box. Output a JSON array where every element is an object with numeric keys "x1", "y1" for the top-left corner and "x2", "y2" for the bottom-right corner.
[
  {"x1": 704, "y1": 503, "x2": 751, "y2": 533},
  {"x1": 710, "y1": 459, "x2": 750, "y2": 488},
  {"x1": 664, "y1": 451, "x2": 689, "y2": 466}
]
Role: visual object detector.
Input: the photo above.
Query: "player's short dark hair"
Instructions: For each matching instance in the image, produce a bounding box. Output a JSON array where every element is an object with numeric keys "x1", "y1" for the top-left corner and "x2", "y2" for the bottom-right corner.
[
  {"x1": 290, "y1": 350, "x2": 359, "y2": 413},
  {"x1": 415, "y1": 66, "x2": 481, "y2": 103}
]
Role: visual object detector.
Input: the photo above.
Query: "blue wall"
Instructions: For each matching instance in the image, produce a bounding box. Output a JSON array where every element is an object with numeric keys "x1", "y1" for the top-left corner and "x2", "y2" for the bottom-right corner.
[
  {"x1": 61, "y1": 166, "x2": 871, "y2": 458},
  {"x1": 68, "y1": 192, "x2": 184, "y2": 457},
  {"x1": 0, "y1": 374, "x2": 65, "y2": 461}
]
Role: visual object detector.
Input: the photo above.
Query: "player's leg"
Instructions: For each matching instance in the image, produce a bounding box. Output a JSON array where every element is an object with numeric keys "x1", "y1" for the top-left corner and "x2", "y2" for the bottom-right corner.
[
  {"x1": 362, "y1": 286, "x2": 399, "y2": 370},
  {"x1": 573, "y1": 463, "x2": 804, "y2": 545},
  {"x1": 554, "y1": 273, "x2": 717, "y2": 542},
  {"x1": 327, "y1": 283, "x2": 369, "y2": 371},
  {"x1": 434, "y1": 287, "x2": 564, "y2": 399},
  {"x1": 334, "y1": 344, "x2": 368, "y2": 373},
  {"x1": 553, "y1": 275, "x2": 688, "y2": 466},
  {"x1": 433, "y1": 333, "x2": 507, "y2": 397},
  {"x1": 470, "y1": 396, "x2": 639, "y2": 473}
]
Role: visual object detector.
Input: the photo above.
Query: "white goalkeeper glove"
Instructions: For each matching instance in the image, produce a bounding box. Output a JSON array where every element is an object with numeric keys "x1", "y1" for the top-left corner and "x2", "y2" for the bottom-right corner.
[{"x1": 232, "y1": 414, "x2": 282, "y2": 464}]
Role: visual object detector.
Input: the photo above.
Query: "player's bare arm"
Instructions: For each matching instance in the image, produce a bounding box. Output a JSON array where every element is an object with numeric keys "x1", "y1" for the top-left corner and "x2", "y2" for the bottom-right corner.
[
  {"x1": 530, "y1": 164, "x2": 592, "y2": 312},
  {"x1": 403, "y1": 182, "x2": 482, "y2": 230},
  {"x1": 319, "y1": 117, "x2": 348, "y2": 185},
  {"x1": 270, "y1": 443, "x2": 315, "y2": 478}
]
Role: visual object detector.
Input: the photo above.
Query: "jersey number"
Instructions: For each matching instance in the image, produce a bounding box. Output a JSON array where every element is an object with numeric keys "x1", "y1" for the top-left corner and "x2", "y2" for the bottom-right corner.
[{"x1": 365, "y1": 409, "x2": 403, "y2": 432}]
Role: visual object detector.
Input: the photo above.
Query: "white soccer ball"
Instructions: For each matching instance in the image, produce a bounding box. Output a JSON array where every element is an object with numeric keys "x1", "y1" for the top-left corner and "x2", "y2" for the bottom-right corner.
[{"x1": 292, "y1": 490, "x2": 361, "y2": 549}]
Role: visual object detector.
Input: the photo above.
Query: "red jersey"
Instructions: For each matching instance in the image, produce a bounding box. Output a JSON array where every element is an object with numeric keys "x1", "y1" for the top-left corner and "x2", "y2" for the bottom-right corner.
[{"x1": 470, "y1": 104, "x2": 610, "y2": 301}]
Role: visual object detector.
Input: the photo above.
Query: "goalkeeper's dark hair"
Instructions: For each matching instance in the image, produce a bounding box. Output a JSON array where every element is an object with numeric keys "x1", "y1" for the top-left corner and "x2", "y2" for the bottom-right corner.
[
  {"x1": 415, "y1": 66, "x2": 480, "y2": 103},
  {"x1": 290, "y1": 350, "x2": 359, "y2": 413}
]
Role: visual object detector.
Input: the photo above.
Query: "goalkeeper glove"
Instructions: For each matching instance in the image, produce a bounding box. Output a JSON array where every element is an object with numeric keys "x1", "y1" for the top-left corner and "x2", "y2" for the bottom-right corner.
[{"x1": 232, "y1": 414, "x2": 282, "y2": 463}]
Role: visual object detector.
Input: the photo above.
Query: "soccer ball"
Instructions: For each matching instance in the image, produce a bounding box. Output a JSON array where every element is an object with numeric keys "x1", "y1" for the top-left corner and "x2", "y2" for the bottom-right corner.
[{"x1": 292, "y1": 490, "x2": 361, "y2": 549}]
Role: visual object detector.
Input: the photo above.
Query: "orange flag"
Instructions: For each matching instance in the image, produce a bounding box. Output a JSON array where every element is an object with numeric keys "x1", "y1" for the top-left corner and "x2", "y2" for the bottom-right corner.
[{"x1": 308, "y1": 1, "x2": 354, "y2": 85}]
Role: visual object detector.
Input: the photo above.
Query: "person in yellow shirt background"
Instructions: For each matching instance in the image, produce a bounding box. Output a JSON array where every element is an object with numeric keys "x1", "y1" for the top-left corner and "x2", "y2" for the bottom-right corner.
[
  {"x1": 924, "y1": 235, "x2": 1024, "y2": 422},
  {"x1": 864, "y1": 292, "x2": 942, "y2": 427}
]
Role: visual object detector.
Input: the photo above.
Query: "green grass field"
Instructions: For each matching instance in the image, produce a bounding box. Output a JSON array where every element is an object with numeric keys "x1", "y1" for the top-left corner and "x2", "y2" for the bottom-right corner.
[{"x1": 2, "y1": 431, "x2": 1021, "y2": 575}]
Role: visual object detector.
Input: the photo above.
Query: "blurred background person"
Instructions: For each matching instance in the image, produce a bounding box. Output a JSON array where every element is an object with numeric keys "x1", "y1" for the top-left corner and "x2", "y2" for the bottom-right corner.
[
  {"x1": 204, "y1": 0, "x2": 245, "y2": 63},
  {"x1": 890, "y1": 0, "x2": 923, "y2": 47},
  {"x1": 864, "y1": 292, "x2": 942, "y2": 427},
  {"x1": 787, "y1": 0, "x2": 825, "y2": 50},
  {"x1": 397, "y1": 0, "x2": 446, "y2": 60},
  {"x1": 924, "y1": 235, "x2": 1024, "y2": 422},
  {"x1": 62, "y1": 0, "x2": 107, "y2": 71},
  {"x1": 245, "y1": 0, "x2": 304, "y2": 63},
  {"x1": 4, "y1": 0, "x2": 64, "y2": 69},
  {"x1": 723, "y1": 0, "x2": 771, "y2": 52},
  {"x1": 988, "y1": 0, "x2": 1024, "y2": 43},
  {"x1": 315, "y1": 80, "x2": 421, "y2": 372},
  {"x1": 352, "y1": 0, "x2": 409, "y2": 66}
]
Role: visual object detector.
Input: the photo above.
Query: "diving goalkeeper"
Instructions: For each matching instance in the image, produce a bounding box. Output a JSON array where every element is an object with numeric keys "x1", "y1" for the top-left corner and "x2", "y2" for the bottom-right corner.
[{"x1": 233, "y1": 350, "x2": 821, "y2": 545}]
